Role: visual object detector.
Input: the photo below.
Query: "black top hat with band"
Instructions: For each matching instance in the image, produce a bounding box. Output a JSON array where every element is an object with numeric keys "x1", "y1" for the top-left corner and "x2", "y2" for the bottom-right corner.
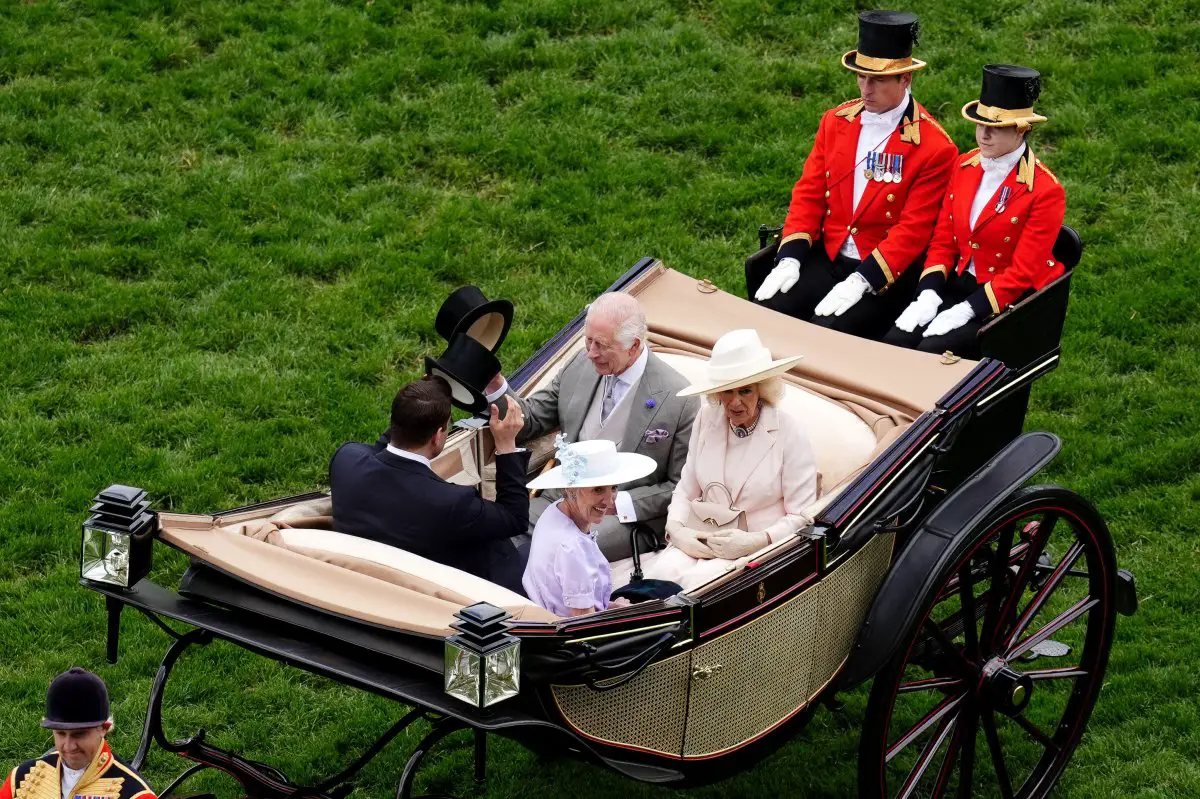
[
  {"x1": 842, "y1": 10, "x2": 926, "y2": 76},
  {"x1": 963, "y1": 64, "x2": 1048, "y2": 130},
  {"x1": 42, "y1": 667, "x2": 110, "y2": 730},
  {"x1": 434, "y1": 286, "x2": 514, "y2": 354},
  {"x1": 425, "y1": 334, "x2": 501, "y2": 415}
]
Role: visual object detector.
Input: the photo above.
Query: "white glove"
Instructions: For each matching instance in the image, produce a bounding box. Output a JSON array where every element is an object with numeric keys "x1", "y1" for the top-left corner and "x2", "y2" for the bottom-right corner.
[
  {"x1": 893, "y1": 290, "x2": 944, "y2": 333},
  {"x1": 923, "y1": 301, "x2": 975, "y2": 338},
  {"x1": 814, "y1": 272, "x2": 871, "y2": 317},
  {"x1": 754, "y1": 258, "x2": 801, "y2": 302},
  {"x1": 666, "y1": 522, "x2": 716, "y2": 560},
  {"x1": 706, "y1": 530, "x2": 770, "y2": 560}
]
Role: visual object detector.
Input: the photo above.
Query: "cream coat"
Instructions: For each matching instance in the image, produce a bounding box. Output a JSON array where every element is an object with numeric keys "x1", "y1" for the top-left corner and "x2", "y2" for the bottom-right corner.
[{"x1": 666, "y1": 401, "x2": 818, "y2": 543}]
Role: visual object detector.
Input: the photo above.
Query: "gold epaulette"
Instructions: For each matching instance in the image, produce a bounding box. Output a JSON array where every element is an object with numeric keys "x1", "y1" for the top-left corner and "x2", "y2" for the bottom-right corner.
[
  {"x1": 1035, "y1": 159, "x2": 1061, "y2": 185},
  {"x1": 834, "y1": 99, "x2": 865, "y2": 120},
  {"x1": 919, "y1": 112, "x2": 955, "y2": 147},
  {"x1": 960, "y1": 149, "x2": 982, "y2": 168}
]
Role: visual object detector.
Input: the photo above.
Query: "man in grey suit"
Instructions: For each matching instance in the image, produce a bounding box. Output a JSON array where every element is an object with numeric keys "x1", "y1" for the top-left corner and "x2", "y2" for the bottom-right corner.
[{"x1": 513, "y1": 293, "x2": 698, "y2": 560}]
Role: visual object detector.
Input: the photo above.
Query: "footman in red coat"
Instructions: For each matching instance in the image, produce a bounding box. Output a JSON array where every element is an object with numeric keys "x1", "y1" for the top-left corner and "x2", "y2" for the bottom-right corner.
[
  {"x1": 884, "y1": 64, "x2": 1066, "y2": 357},
  {"x1": 751, "y1": 10, "x2": 957, "y2": 339}
]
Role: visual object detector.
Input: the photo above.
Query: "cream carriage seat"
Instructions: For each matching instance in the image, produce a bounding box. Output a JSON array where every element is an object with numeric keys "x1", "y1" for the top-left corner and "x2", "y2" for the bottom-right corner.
[{"x1": 274, "y1": 526, "x2": 534, "y2": 610}]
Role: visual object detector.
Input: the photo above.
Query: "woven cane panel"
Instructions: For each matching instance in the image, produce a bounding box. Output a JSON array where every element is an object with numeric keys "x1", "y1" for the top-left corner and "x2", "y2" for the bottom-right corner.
[
  {"x1": 683, "y1": 579, "x2": 823, "y2": 757},
  {"x1": 551, "y1": 649, "x2": 691, "y2": 756},
  {"x1": 811, "y1": 533, "x2": 895, "y2": 684}
]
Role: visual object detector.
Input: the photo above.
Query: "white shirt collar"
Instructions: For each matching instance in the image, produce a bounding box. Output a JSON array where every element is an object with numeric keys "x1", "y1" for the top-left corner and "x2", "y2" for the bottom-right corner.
[
  {"x1": 612, "y1": 344, "x2": 649, "y2": 388},
  {"x1": 860, "y1": 89, "x2": 911, "y2": 130},
  {"x1": 61, "y1": 763, "x2": 86, "y2": 799},
  {"x1": 981, "y1": 144, "x2": 1025, "y2": 175},
  {"x1": 385, "y1": 444, "x2": 431, "y2": 468}
]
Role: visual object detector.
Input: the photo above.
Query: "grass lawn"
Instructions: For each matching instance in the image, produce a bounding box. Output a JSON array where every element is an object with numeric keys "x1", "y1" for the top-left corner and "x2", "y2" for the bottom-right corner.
[{"x1": 1, "y1": 0, "x2": 1198, "y2": 796}]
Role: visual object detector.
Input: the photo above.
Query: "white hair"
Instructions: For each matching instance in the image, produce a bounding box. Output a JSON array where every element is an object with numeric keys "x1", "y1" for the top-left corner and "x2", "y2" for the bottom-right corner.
[
  {"x1": 704, "y1": 377, "x2": 786, "y2": 407},
  {"x1": 586, "y1": 293, "x2": 646, "y2": 349}
]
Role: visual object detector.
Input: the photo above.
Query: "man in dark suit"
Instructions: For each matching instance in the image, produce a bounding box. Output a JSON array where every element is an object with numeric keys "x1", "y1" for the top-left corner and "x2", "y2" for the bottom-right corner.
[{"x1": 329, "y1": 376, "x2": 530, "y2": 593}]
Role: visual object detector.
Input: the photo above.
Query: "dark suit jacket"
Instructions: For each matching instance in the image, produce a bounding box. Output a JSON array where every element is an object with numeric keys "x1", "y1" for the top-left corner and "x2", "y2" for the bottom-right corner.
[{"x1": 329, "y1": 443, "x2": 531, "y2": 583}]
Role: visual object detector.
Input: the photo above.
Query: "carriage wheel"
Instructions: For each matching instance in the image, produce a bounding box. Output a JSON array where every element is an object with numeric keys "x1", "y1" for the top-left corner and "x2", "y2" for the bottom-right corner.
[{"x1": 858, "y1": 485, "x2": 1118, "y2": 799}]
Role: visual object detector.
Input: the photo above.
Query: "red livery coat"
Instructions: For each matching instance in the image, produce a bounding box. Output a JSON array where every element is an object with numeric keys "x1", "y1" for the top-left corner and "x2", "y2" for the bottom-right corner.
[
  {"x1": 1, "y1": 742, "x2": 154, "y2": 799},
  {"x1": 918, "y1": 146, "x2": 1066, "y2": 318},
  {"x1": 779, "y1": 95, "x2": 958, "y2": 291}
]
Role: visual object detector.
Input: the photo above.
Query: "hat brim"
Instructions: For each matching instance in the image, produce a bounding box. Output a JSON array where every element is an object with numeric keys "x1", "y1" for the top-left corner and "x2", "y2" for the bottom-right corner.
[
  {"x1": 841, "y1": 50, "x2": 926, "y2": 76},
  {"x1": 450, "y1": 299, "x2": 514, "y2": 353},
  {"x1": 425, "y1": 358, "x2": 490, "y2": 414},
  {"x1": 676, "y1": 355, "x2": 803, "y2": 398},
  {"x1": 961, "y1": 100, "x2": 1047, "y2": 127},
  {"x1": 527, "y1": 452, "x2": 658, "y2": 490},
  {"x1": 41, "y1": 718, "x2": 108, "y2": 730}
]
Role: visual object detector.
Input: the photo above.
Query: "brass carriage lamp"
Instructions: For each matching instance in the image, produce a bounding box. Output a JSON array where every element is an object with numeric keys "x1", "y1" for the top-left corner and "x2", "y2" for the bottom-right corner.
[
  {"x1": 81, "y1": 485, "x2": 156, "y2": 589},
  {"x1": 444, "y1": 603, "x2": 520, "y2": 708}
]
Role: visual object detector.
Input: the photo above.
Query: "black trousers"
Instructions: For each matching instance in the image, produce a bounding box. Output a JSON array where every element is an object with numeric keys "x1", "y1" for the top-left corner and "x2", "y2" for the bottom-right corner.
[
  {"x1": 753, "y1": 246, "x2": 920, "y2": 341},
  {"x1": 882, "y1": 271, "x2": 983, "y2": 358}
]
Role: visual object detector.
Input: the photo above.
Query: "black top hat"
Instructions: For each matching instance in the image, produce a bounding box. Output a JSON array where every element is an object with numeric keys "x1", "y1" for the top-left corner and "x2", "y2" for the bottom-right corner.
[
  {"x1": 842, "y1": 10, "x2": 926, "y2": 76},
  {"x1": 425, "y1": 334, "x2": 501, "y2": 415},
  {"x1": 42, "y1": 667, "x2": 110, "y2": 730},
  {"x1": 434, "y1": 286, "x2": 514, "y2": 354},
  {"x1": 962, "y1": 64, "x2": 1047, "y2": 129}
]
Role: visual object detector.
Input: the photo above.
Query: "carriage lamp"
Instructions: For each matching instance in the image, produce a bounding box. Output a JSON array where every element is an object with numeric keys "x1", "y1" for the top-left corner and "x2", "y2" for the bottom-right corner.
[
  {"x1": 444, "y1": 603, "x2": 520, "y2": 708},
  {"x1": 81, "y1": 485, "x2": 156, "y2": 589}
]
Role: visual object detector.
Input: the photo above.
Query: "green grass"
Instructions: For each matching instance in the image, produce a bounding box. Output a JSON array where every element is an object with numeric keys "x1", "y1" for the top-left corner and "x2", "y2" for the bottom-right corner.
[{"x1": 1, "y1": 0, "x2": 1197, "y2": 796}]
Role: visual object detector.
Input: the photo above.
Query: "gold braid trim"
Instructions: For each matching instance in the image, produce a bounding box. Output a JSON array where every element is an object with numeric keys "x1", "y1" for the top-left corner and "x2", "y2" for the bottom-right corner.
[
  {"x1": 872, "y1": 249, "x2": 895, "y2": 285},
  {"x1": 855, "y1": 53, "x2": 914, "y2": 71},
  {"x1": 900, "y1": 115, "x2": 921, "y2": 145},
  {"x1": 13, "y1": 763, "x2": 58, "y2": 799},
  {"x1": 1015, "y1": 149, "x2": 1036, "y2": 192},
  {"x1": 921, "y1": 264, "x2": 948, "y2": 280},
  {"x1": 835, "y1": 100, "x2": 864, "y2": 120},
  {"x1": 960, "y1": 149, "x2": 981, "y2": 168},
  {"x1": 984, "y1": 282, "x2": 1001, "y2": 316},
  {"x1": 780, "y1": 232, "x2": 812, "y2": 245}
]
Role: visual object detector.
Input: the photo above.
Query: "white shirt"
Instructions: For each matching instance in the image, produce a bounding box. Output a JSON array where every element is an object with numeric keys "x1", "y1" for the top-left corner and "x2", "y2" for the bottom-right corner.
[
  {"x1": 840, "y1": 89, "x2": 912, "y2": 260},
  {"x1": 600, "y1": 345, "x2": 649, "y2": 523},
  {"x1": 966, "y1": 145, "x2": 1026, "y2": 275},
  {"x1": 61, "y1": 763, "x2": 85, "y2": 799},
  {"x1": 385, "y1": 444, "x2": 432, "y2": 468}
]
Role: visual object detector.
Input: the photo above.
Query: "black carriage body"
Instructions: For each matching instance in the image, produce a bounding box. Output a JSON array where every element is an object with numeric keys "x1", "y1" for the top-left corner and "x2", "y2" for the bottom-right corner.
[{"x1": 80, "y1": 254, "x2": 1124, "y2": 796}]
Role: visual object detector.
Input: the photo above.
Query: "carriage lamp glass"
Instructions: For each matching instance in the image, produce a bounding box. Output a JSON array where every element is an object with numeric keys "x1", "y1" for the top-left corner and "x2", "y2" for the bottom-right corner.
[
  {"x1": 80, "y1": 485, "x2": 155, "y2": 589},
  {"x1": 444, "y1": 603, "x2": 520, "y2": 708}
]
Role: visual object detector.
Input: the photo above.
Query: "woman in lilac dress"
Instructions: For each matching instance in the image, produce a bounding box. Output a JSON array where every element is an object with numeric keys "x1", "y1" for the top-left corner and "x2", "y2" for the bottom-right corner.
[{"x1": 522, "y1": 438, "x2": 656, "y2": 616}]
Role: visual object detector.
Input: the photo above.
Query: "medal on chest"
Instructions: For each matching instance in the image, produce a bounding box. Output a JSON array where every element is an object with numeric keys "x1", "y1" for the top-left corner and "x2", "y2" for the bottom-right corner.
[{"x1": 995, "y1": 185, "x2": 1012, "y2": 213}]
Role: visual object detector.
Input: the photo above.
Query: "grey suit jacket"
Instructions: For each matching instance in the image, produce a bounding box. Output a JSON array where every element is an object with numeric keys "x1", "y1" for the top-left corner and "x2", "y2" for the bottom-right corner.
[{"x1": 517, "y1": 350, "x2": 698, "y2": 532}]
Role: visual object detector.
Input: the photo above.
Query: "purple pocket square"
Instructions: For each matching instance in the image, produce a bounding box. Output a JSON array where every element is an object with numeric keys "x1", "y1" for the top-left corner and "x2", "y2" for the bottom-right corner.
[{"x1": 643, "y1": 428, "x2": 669, "y2": 444}]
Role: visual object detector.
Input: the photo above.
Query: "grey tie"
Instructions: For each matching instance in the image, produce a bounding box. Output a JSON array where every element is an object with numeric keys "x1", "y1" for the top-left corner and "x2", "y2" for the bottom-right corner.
[{"x1": 601, "y1": 377, "x2": 617, "y2": 423}]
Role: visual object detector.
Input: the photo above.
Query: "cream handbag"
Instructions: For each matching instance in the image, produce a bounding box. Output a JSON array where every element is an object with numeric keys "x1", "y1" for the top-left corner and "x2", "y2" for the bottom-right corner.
[{"x1": 686, "y1": 482, "x2": 748, "y2": 532}]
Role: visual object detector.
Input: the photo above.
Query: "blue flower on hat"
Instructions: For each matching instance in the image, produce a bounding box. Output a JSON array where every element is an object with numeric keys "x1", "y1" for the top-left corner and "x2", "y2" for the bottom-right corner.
[
  {"x1": 554, "y1": 433, "x2": 587, "y2": 485},
  {"x1": 645, "y1": 398, "x2": 656, "y2": 409}
]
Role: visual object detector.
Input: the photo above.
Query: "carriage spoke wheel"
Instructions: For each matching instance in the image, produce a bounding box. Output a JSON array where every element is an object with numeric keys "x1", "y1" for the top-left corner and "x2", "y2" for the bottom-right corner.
[{"x1": 859, "y1": 486, "x2": 1118, "y2": 799}]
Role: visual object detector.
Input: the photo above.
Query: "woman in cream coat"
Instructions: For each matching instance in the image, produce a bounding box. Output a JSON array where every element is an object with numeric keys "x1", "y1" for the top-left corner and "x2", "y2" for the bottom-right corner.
[{"x1": 638, "y1": 329, "x2": 818, "y2": 589}]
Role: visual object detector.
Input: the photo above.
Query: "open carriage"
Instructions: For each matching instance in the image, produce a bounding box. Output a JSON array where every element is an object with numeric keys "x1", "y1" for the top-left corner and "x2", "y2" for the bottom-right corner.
[{"x1": 80, "y1": 258, "x2": 1136, "y2": 799}]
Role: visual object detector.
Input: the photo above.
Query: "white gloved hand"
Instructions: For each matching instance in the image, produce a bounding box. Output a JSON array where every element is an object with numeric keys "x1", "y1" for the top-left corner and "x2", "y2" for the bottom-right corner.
[
  {"x1": 893, "y1": 290, "x2": 944, "y2": 333},
  {"x1": 923, "y1": 301, "x2": 975, "y2": 338},
  {"x1": 754, "y1": 257, "x2": 801, "y2": 302},
  {"x1": 814, "y1": 272, "x2": 871, "y2": 317},
  {"x1": 705, "y1": 530, "x2": 770, "y2": 560},
  {"x1": 666, "y1": 522, "x2": 716, "y2": 560}
]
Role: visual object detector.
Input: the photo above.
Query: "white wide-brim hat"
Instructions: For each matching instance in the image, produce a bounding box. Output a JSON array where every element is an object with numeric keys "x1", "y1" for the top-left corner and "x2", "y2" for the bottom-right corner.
[
  {"x1": 677, "y1": 329, "x2": 802, "y2": 397},
  {"x1": 527, "y1": 438, "x2": 657, "y2": 490}
]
